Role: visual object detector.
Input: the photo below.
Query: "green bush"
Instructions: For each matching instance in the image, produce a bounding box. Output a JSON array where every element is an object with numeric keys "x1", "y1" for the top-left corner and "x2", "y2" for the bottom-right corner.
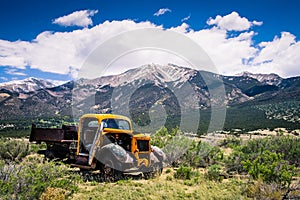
[
  {"x1": 151, "y1": 126, "x2": 179, "y2": 148},
  {"x1": 0, "y1": 138, "x2": 30, "y2": 163},
  {"x1": 242, "y1": 150, "x2": 296, "y2": 187},
  {"x1": 226, "y1": 136, "x2": 300, "y2": 174},
  {"x1": 183, "y1": 141, "x2": 224, "y2": 167},
  {"x1": 151, "y1": 127, "x2": 225, "y2": 168},
  {"x1": 205, "y1": 164, "x2": 223, "y2": 182},
  {"x1": 174, "y1": 166, "x2": 192, "y2": 180},
  {"x1": 220, "y1": 137, "x2": 242, "y2": 148},
  {"x1": 0, "y1": 156, "x2": 79, "y2": 199}
]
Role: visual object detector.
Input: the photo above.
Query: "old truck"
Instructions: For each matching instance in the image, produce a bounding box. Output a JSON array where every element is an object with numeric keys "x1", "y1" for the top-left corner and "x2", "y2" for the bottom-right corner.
[{"x1": 30, "y1": 114, "x2": 166, "y2": 180}]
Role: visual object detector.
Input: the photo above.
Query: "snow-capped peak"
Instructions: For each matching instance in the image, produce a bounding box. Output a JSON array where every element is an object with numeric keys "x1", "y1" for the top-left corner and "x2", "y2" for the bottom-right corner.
[
  {"x1": 105, "y1": 63, "x2": 196, "y2": 87},
  {"x1": 237, "y1": 71, "x2": 282, "y2": 85},
  {"x1": 0, "y1": 77, "x2": 55, "y2": 93}
]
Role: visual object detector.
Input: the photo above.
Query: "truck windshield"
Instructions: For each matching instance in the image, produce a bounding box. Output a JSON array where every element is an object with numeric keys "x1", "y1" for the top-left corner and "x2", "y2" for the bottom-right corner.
[{"x1": 102, "y1": 118, "x2": 130, "y2": 130}]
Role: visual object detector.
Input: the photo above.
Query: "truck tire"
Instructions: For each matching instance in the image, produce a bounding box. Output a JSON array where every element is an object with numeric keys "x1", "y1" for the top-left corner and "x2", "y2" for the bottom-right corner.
[
  {"x1": 101, "y1": 159, "x2": 123, "y2": 182},
  {"x1": 44, "y1": 150, "x2": 55, "y2": 160},
  {"x1": 143, "y1": 162, "x2": 163, "y2": 179}
]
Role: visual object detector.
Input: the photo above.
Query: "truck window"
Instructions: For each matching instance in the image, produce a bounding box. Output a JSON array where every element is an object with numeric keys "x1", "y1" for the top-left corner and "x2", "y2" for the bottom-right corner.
[
  {"x1": 118, "y1": 120, "x2": 130, "y2": 130},
  {"x1": 88, "y1": 120, "x2": 98, "y2": 128},
  {"x1": 102, "y1": 119, "x2": 130, "y2": 130}
]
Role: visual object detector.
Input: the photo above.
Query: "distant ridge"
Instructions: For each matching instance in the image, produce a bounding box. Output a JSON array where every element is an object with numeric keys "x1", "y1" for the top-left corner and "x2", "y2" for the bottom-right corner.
[{"x1": 0, "y1": 64, "x2": 299, "y2": 128}]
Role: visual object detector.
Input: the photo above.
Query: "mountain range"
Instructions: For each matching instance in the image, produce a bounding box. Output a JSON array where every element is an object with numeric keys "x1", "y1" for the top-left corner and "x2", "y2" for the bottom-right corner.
[{"x1": 0, "y1": 64, "x2": 299, "y2": 132}]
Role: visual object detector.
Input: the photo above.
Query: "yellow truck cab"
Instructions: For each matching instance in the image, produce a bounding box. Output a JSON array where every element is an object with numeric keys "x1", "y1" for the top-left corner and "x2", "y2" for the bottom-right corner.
[{"x1": 76, "y1": 113, "x2": 133, "y2": 154}]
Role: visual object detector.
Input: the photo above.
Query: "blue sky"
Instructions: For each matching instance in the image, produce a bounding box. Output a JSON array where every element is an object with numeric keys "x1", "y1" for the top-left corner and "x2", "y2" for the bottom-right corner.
[{"x1": 1, "y1": 0, "x2": 300, "y2": 83}]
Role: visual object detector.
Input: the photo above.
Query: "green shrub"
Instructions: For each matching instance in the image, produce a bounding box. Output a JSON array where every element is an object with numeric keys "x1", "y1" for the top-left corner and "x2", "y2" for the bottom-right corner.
[
  {"x1": 220, "y1": 137, "x2": 241, "y2": 148},
  {"x1": 174, "y1": 166, "x2": 192, "y2": 180},
  {"x1": 30, "y1": 142, "x2": 47, "y2": 153},
  {"x1": 151, "y1": 126, "x2": 183, "y2": 148},
  {"x1": 205, "y1": 164, "x2": 223, "y2": 182},
  {"x1": 183, "y1": 141, "x2": 224, "y2": 167},
  {"x1": 0, "y1": 138, "x2": 30, "y2": 163},
  {"x1": 0, "y1": 156, "x2": 79, "y2": 199},
  {"x1": 226, "y1": 136, "x2": 300, "y2": 174},
  {"x1": 242, "y1": 150, "x2": 296, "y2": 187},
  {"x1": 151, "y1": 127, "x2": 224, "y2": 168},
  {"x1": 243, "y1": 136, "x2": 300, "y2": 166}
]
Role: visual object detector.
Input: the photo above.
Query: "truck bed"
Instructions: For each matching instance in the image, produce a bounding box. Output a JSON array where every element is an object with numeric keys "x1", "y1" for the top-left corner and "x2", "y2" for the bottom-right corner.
[{"x1": 30, "y1": 124, "x2": 78, "y2": 143}]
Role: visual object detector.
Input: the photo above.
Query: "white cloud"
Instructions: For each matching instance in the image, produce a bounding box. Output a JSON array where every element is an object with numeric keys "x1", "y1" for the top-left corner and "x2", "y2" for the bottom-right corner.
[
  {"x1": 154, "y1": 8, "x2": 171, "y2": 16},
  {"x1": 169, "y1": 22, "x2": 190, "y2": 33},
  {"x1": 53, "y1": 9, "x2": 98, "y2": 27},
  {"x1": 207, "y1": 11, "x2": 263, "y2": 31},
  {"x1": 0, "y1": 77, "x2": 8, "y2": 81},
  {"x1": 181, "y1": 14, "x2": 191, "y2": 22},
  {"x1": 5, "y1": 68, "x2": 27, "y2": 76},
  {"x1": 0, "y1": 11, "x2": 299, "y2": 78},
  {"x1": 253, "y1": 20, "x2": 263, "y2": 26},
  {"x1": 250, "y1": 32, "x2": 300, "y2": 77},
  {"x1": 0, "y1": 39, "x2": 30, "y2": 68},
  {"x1": 185, "y1": 27, "x2": 258, "y2": 75},
  {"x1": 0, "y1": 20, "x2": 159, "y2": 76}
]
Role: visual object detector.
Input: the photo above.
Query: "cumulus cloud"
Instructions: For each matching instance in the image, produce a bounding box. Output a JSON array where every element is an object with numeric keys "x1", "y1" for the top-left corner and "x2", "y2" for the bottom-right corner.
[
  {"x1": 169, "y1": 22, "x2": 190, "y2": 33},
  {"x1": 0, "y1": 11, "x2": 299, "y2": 78},
  {"x1": 249, "y1": 32, "x2": 300, "y2": 76},
  {"x1": 207, "y1": 11, "x2": 263, "y2": 31},
  {"x1": 154, "y1": 8, "x2": 171, "y2": 16},
  {"x1": 0, "y1": 20, "x2": 159, "y2": 76},
  {"x1": 53, "y1": 9, "x2": 98, "y2": 27}
]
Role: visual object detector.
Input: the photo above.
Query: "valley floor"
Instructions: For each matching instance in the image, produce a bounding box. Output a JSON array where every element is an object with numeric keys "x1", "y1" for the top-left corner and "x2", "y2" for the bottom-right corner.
[
  {"x1": 71, "y1": 168, "x2": 247, "y2": 200},
  {"x1": 1, "y1": 129, "x2": 299, "y2": 200}
]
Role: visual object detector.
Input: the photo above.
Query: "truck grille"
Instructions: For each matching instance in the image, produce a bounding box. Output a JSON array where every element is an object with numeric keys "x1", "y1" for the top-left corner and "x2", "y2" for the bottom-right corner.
[{"x1": 137, "y1": 140, "x2": 149, "y2": 152}]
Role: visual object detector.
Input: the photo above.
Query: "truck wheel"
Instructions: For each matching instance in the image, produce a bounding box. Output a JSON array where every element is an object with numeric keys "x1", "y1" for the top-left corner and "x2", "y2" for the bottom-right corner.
[
  {"x1": 143, "y1": 162, "x2": 163, "y2": 179},
  {"x1": 102, "y1": 160, "x2": 114, "y2": 181},
  {"x1": 44, "y1": 150, "x2": 55, "y2": 160},
  {"x1": 102, "y1": 159, "x2": 123, "y2": 182}
]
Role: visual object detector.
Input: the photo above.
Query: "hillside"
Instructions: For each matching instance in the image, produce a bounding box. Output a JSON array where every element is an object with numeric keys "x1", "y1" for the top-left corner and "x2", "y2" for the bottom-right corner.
[{"x1": 0, "y1": 64, "x2": 300, "y2": 133}]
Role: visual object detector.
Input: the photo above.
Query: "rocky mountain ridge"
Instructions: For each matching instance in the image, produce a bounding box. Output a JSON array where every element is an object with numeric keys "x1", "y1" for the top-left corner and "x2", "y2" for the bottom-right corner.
[{"x1": 0, "y1": 64, "x2": 299, "y2": 121}]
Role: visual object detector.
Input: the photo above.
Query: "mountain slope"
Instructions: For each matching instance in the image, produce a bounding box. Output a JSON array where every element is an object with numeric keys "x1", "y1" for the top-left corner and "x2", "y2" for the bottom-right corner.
[{"x1": 0, "y1": 64, "x2": 299, "y2": 133}]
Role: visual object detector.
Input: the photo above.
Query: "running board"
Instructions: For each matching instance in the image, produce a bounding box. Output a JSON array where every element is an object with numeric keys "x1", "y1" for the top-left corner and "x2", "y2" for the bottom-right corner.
[{"x1": 70, "y1": 163, "x2": 96, "y2": 170}]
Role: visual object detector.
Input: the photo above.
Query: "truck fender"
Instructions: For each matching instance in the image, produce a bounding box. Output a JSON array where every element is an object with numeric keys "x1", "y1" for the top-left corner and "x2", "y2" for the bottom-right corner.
[
  {"x1": 96, "y1": 143, "x2": 134, "y2": 171},
  {"x1": 151, "y1": 145, "x2": 166, "y2": 162}
]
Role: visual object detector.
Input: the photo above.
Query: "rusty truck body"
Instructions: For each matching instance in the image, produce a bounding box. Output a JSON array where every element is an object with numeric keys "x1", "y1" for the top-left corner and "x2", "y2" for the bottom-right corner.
[{"x1": 30, "y1": 114, "x2": 166, "y2": 180}]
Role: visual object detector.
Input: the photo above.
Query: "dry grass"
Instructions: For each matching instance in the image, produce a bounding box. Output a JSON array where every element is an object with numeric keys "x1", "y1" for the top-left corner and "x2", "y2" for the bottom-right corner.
[{"x1": 71, "y1": 168, "x2": 248, "y2": 200}]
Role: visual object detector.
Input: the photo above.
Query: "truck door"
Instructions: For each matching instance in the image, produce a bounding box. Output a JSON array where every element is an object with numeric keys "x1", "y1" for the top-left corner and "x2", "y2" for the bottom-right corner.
[{"x1": 79, "y1": 117, "x2": 99, "y2": 154}]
